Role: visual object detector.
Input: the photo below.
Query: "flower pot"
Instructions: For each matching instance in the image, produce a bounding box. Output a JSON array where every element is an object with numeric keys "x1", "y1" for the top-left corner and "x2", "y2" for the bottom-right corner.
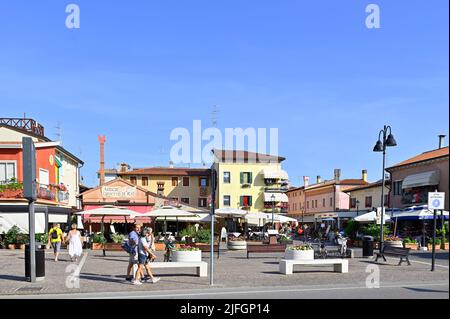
[
  {"x1": 427, "y1": 244, "x2": 440, "y2": 251},
  {"x1": 384, "y1": 241, "x2": 403, "y2": 248},
  {"x1": 19, "y1": 244, "x2": 26, "y2": 250},
  {"x1": 91, "y1": 243, "x2": 104, "y2": 250},
  {"x1": 284, "y1": 249, "x2": 314, "y2": 260},
  {"x1": 227, "y1": 240, "x2": 247, "y2": 250},
  {"x1": 104, "y1": 243, "x2": 122, "y2": 250},
  {"x1": 404, "y1": 243, "x2": 418, "y2": 250},
  {"x1": 8, "y1": 244, "x2": 16, "y2": 250},
  {"x1": 442, "y1": 243, "x2": 449, "y2": 250},
  {"x1": 172, "y1": 250, "x2": 202, "y2": 262}
]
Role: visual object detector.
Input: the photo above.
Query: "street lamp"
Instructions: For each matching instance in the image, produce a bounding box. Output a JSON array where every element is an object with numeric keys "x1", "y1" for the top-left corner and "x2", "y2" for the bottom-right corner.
[
  {"x1": 271, "y1": 194, "x2": 276, "y2": 230},
  {"x1": 373, "y1": 125, "x2": 397, "y2": 252}
]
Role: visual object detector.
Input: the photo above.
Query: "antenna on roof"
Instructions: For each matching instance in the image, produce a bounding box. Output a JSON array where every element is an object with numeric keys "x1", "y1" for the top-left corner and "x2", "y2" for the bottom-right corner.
[
  {"x1": 55, "y1": 121, "x2": 62, "y2": 145},
  {"x1": 211, "y1": 105, "x2": 220, "y2": 127}
]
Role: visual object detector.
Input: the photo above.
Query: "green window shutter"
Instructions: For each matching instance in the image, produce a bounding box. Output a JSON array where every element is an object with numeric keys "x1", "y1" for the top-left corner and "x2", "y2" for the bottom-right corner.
[
  {"x1": 240, "y1": 196, "x2": 243, "y2": 206},
  {"x1": 249, "y1": 172, "x2": 253, "y2": 184},
  {"x1": 249, "y1": 196, "x2": 253, "y2": 206},
  {"x1": 240, "y1": 172, "x2": 244, "y2": 184}
]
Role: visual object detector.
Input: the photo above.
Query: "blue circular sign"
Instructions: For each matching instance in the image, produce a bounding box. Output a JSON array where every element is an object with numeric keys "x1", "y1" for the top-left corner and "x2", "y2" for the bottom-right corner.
[{"x1": 432, "y1": 199, "x2": 440, "y2": 208}]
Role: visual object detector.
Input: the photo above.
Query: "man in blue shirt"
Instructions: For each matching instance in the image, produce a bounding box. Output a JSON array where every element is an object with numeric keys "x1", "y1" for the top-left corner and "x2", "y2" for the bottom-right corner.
[{"x1": 125, "y1": 224, "x2": 142, "y2": 282}]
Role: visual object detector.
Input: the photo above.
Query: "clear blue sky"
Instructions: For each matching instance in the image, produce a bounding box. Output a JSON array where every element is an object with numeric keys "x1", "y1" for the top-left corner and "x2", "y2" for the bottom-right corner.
[{"x1": 0, "y1": 0, "x2": 448, "y2": 187}]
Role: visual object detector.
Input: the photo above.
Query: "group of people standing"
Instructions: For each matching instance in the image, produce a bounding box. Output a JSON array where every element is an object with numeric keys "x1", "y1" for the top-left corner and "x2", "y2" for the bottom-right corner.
[{"x1": 125, "y1": 224, "x2": 160, "y2": 285}]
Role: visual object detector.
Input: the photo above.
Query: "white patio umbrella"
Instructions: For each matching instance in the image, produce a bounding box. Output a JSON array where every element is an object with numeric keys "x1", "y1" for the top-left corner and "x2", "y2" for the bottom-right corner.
[
  {"x1": 265, "y1": 213, "x2": 297, "y2": 223},
  {"x1": 245, "y1": 212, "x2": 269, "y2": 226},
  {"x1": 75, "y1": 205, "x2": 136, "y2": 233},
  {"x1": 354, "y1": 210, "x2": 392, "y2": 223},
  {"x1": 131, "y1": 206, "x2": 199, "y2": 234},
  {"x1": 215, "y1": 207, "x2": 248, "y2": 218}
]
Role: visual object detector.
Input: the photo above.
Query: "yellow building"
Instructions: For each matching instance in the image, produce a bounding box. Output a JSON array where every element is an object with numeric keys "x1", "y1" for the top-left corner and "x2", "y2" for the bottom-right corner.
[
  {"x1": 118, "y1": 167, "x2": 211, "y2": 209},
  {"x1": 212, "y1": 150, "x2": 289, "y2": 219}
]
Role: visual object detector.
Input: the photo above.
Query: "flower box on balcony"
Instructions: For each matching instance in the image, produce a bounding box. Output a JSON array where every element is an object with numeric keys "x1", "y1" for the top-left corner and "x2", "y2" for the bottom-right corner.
[{"x1": 0, "y1": 189, "x2": 23, "y2": 198}]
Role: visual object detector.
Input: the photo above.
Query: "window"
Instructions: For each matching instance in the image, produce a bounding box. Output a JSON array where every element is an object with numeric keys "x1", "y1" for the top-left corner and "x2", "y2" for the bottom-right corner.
[
  {"x1": 240, "y1": 172, "x2": 252, "y2": 184},
  {"x1": 172, "y1": 177, "x2": 179, "y2": 186},
  {"x1": 142, "y1": 177, "x2": 148, "y2": 186},
  {"x1": 198, "y1": 198, "x2": 207, "y2": 207},
  {"x1": 181, "y1": 197, "x2": 190, "y2": 204},
  {"x1": 350, "y1": 198, "x2": 357, "y2": 208},
  {"x1": 130, "y1": 176, "x2": 137, "y2": 185},
  {"x1": 199, "y1": 177, "x2": 209, "y2": 187},
  {"x1": 323, "y1": 198, "x2": 326, "y2": 207},
  {"x1": 223, "y1": 195, "x2": 231, "y2": 207},
  {"x1": 223, "y1": 172, "x2": 231, "y2": 183},
  {"x1": 315, "y1": 200, "x2": 318, "y2": 208},
  {"x1": 330, "y1": 197, "x2": 333, "y2": 207},
  {"x1": 39, "y1": 169, "x2": 49, "y2": 186},
  {"x1": 365, "y1": 196, "x2": 372, "y2": 208},
  {"x1": 384, "y1": 194, "x2": 389, "y2": 207},
  {"x1": 240, "y1": 195, "x2": 252, "y2": 207},
  {"x1": 182, "y1": 177, "x2": 190, "y2": 187},
  {"x1": 0, "y1": 161, "x2": 16, "y2": 183},
  {"x1": 393, "y1": 181, "x2": 402, "y2": 195},
  {"x1": 307, "y1": 201, "x2": 309, "y2": 209}
]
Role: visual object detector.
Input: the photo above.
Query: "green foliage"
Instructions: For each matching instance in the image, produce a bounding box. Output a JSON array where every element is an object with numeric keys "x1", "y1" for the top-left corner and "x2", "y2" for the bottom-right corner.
[
  {"x1": 360, "y1": 224, "x2": 390, "y2": 241},
  {"x1": 179, "y1": 225, "x2": 196, "y2": 238},
  {"x1": 195, "y1": 229, "x2": 211, "y2": 243},
  {"x1": 111, "y1": 233, "x2": 126, "y2": 244},
  {"x1": 93, "y1": 232, "x2": 107, "y2": 244},
  {"x1": 403, "y1": 237, "x2": 417, "y2": 244},
  {"x1": 344, "y1": 220, "x2": 360, "y2": 239},
  {"x1": 175, "y1": 245, "x2": 200, "y2": 251},
  {"x1": 4, "y1": 226, "x2": 22, "y2": 245},
  {"x1": 288, "y1": 243, "x2": 313, "y2": 251},
  {"x1": 0, "y1": 178, "x2": 23, "y2": 192},
  {"x1": 428, "y1": 238, "x2": 441, "y2": 245}
]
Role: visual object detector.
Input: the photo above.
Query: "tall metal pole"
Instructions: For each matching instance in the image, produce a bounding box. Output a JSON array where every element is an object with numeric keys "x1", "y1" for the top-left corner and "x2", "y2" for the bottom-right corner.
[
  {"x1": 379, "y1": 126, "x2": 387, "y2": 253},
  {"x1": 272, "y1": 199, "x2": 275, "y2": 230},
  {"x1": 431, "y1": 209, "x2": 437, "y2": 271},
  {"x1": 210, "y1": 168, "x2": 216, "y2": 286},
  {"x1": 28, "y1": 201, "x2": 36, "y2": 282}
]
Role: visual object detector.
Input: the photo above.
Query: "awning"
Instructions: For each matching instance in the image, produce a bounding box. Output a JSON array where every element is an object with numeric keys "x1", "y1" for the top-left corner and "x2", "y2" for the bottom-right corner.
[
  {"x1": 262, "y1": 169, "x2": 289, "y2": 180},
  {"x1": 402, "y1": 170, "x2": 440, "y2": 189},
  {"x1": 264, "y1": 192, "x2": 289, "y2": 202}
]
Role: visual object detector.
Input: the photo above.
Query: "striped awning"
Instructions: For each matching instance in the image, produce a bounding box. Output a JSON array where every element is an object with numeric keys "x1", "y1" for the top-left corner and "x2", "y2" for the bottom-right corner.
[
  {"x1": 262, "y1": 169, "x2": 289, "y2": 180},
  {"x1": 264, "y1": 192, "x2": 289, "y2": 202},
  {"x1": 402, "y1": 170, "x2": 440, "y2": 189}
]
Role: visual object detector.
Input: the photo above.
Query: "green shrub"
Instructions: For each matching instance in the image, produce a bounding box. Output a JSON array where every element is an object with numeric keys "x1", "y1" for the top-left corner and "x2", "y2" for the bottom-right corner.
[
  {"x1": 403, "y1": 237, "x2": 417, "y2": 244},
  {"x1": 4, "y1": 225, "x2": 22, "y2": 245},
  {"x1": 111, "y1": 233, "x2": 126, "y2": 244},
  {"x1": 180, "y1": 225, "x2": 196, "y2": 238},
  {"x1": 360, "y1": 224, "x2": 390, "y2": 241},
  {"x1": 344, "y1": 220, "x2": 360, "y2": 239},
  {"x1": 93, "y1": 232, "x2": 107, "y2": 244},
  {"x1": 195, "y1": 229, "x2": 211, "y2": 243}
]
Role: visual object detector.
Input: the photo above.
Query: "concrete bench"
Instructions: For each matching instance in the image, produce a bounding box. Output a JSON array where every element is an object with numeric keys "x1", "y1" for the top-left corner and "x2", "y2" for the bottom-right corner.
[
  {"x1": 279, "y1": 259, "x2": 349, "y2": 275},
  {"x1": 149, "y1": 261, "x2": 208, "y2": 277}
]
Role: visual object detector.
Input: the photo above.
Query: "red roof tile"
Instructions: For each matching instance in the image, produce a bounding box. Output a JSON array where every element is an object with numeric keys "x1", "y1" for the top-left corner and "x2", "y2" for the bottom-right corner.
[{"x1": 387, "y1": 147, "x2": 449, "y2": 170}]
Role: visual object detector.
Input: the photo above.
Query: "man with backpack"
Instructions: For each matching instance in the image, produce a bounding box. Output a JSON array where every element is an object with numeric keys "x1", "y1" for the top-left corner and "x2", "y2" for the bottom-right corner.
[
  {"x1": 125, "y1": 224, "x2": 141, "y2": 282},
  {"x1": 48, "y1": 223, "x2": 64, "y2": 262}
]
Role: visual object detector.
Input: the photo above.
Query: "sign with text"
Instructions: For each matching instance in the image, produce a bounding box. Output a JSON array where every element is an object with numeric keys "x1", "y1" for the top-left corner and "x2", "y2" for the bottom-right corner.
[
  {"x1": 428, "y1": 192, "x2": 445, "y2": 210},
  {"x1": 376, "y1": 207, "x2": 386, "y2": 225},
  {"x1": 101, "y1": 186, "x2": 136, "y2": 198}
]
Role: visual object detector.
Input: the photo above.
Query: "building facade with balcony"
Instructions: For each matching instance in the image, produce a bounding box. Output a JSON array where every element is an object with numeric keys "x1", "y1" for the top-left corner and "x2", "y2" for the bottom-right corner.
[
  {"x1": 386, "y1": 146, "x2": 449, "y2": 210},
  {"x1": 117, "y1": 167, "x2": 211, "y2": 209},
  {"x1": 212, "y1": 149, "x2": 289, "y2": 223},
  {"x1": 0, "y1": 119, "x2": 83, "y2": 233}
]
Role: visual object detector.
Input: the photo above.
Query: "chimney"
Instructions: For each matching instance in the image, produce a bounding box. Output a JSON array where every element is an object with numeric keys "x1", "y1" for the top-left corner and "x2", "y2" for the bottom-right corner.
[
  {"x1": 118, "y1": 163, "x2": 129, "y2": 173},
  {"x1": 98, "y1": 135, "x2": 106, "y2": 186},
  {"x1": 169, "y1": 161, "x2": 174, "y2": 168},
  {"x1": 362, "y1": 169, "x2": 368, "y2": 182},
  {"x1": 316, "y1": 175, "x2": 321, "y2": 184},
  {"x1": 334, "y1": 169, "x2": 341, "y2": 181},
  {"x1": 438, "y1": 135, "x2": 446, "y2": 149},
  {"x1": 303, "y1": 176, "x2": 309, "y2": 187}
]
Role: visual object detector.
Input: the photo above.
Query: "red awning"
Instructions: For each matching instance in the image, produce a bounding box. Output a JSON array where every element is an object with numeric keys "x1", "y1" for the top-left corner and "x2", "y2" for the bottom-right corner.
[{"x1": 82, "y1": 205, "x2": 153, "y2": 223}]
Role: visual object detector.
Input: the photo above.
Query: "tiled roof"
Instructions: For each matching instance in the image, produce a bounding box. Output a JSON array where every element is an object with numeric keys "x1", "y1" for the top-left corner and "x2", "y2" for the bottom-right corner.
[
  {"x1": 305, "y1": 179, "x2": 369, "y2": 190},
  {"x1": 387, "y1": 147, "x2": 449, "y2": 170},
  {"x1": 213, "y1": 149, "x2": 285, "y2": 163},
  {"x1": 343, "y1": 180, "x2": 389, "y2": 192},
  {"x1": 118, "y1": 167, "x2": 211, "y2": 176}
]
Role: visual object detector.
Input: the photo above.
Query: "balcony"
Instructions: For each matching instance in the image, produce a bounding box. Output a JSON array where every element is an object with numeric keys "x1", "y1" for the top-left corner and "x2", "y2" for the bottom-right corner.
[
  {"x1": 264, "y1": 186, "x2": 289, "y2": 192},
  {"x1": 0, "y1": 118, "x2": 45, "y2": 137},
  {"x1": 0, "y1": 180, "x2": 69, "y2": 204},
  {"x1": 200, "y1": 187, "x2": 208, "y2": 197},
  {"x1": 0, "y1": 179, "x2": 23, "y2": 198}
]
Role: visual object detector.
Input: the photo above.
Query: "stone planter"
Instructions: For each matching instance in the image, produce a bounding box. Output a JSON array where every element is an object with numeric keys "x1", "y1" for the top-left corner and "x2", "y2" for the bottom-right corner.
[
  {"x1": 172, "y1": 250, "x2": 202, "y2": 262},
  {"x1": 427, "y1": 244, "x2": 440, "y2": 251},
  {"x1": 403, "y1": 243, "x2": 418, "y2": 250},
  {"x1": 8, "y1": 244, "x2": 16, "y2": 250},
  {"x1": 91, "y1": 243, "x2": 105, "y2": 250},
  {"x1": 384, "y1": 241, "x2": 403, "y2": 248},
  {"x1": 284, "y1": 249, "x2": 314, "y2": 260},
  {"x1": 104, "y1": 243, "x2": 122, "y2": 250},
  {"x1": 227, "y1": 240, "x2": 247, "y2": 250},
  {"x1": 441, "y1": 243, "x2": 449, "y2": 250},
  {"x1": 18, "y1": 244, "x2": 26, "y2": 250}
]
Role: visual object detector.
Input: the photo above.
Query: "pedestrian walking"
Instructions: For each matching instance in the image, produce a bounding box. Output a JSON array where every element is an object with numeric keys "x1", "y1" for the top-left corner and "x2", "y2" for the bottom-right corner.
[
  {"x1": 133, "y1": 227, "x2": 160, "y2": 285},
  {"x1": 66, "y1": 223, "x2": 83, "y2": 262},
  {"x1": 48, "y1": 223, "x2": 64, "y2": 262},
  {"x1": 125, "y1": 224, "x2": 141, "y2": 282}
]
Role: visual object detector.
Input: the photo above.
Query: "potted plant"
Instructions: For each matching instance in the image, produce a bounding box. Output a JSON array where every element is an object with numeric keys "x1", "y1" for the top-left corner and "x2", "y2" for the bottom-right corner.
[
  {"x1": 427, "y1": 238, "x2": 441, "y2": 251},
  {"x1": 172, "y1": 245, "x2": 202, "y2": 262},
  {"x1": 16, "y1": 233, "x2": 28, "y2": 250},
  {"x1": 285, "y1": 244, "x2": 314, "y2": 260},
  {"x1": 4, "y1": 226, "x2": 21, "y2": 249},
  {"x1": 92, "y1": 232, "x2": 106, "y2": 250},
  {"x1": 227, "y1": 236, "x2": 247, "y2": 250},
  {"x1": 384, "y1": 236, "x2": 403, "y2": 248},
  {"x1": 437, "y1": 228, "x2": 449, "y2": 250},
  {"x1": 104, "y1": 233, "x2": 125, "y2": 250},
  {"x1": 0, "y1": 179, "x2": 23, "y2": 198},
  {"x1": 403, "y1": 237, "x2": 418, "y2": 250},
  {"x1": 194, "y1": 229, "x2": 211, "y2": 245}
]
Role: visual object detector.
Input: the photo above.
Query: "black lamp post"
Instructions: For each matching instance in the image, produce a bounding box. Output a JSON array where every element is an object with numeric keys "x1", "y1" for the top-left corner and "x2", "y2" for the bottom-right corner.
[
  {"x1": 271, "y1": 194, "x2": 276, "y2": 230},
  {"x1": 373, "y1": 125, "x2": 397, "y2": 252}
]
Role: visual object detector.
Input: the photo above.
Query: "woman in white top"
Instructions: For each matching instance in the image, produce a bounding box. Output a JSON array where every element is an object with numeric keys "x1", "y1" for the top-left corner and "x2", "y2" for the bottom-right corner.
[{"x1": 66, "y1": 223, "x2": 83, "y2": 262}]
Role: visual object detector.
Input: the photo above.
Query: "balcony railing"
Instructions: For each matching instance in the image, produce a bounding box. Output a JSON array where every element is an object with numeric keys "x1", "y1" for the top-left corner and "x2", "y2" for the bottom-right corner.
[
  {"x1": 0, "y1": 118, "x2": 45, "y2": 136},
  {"x1": 0, "y1": 180, "x2": 69, "y2": 204},
  {"x1": 264, "y1": 186, "x2": 289, "y2": 192}
]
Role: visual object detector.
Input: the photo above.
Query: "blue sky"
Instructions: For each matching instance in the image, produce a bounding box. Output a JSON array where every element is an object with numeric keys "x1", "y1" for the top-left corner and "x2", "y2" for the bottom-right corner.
[{"x1": 0, "y1": 0, "x2": 448, "y2": 187}]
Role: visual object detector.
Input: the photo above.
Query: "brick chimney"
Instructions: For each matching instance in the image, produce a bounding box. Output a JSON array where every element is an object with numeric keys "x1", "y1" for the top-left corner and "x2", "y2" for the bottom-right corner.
[
  {"x1": 362, "y1": 169, "x2": 368, "y2": 182},
  {"x1": 334, "y1": 169, "x2": 341, "y2": 181},
  {"x1": 439, "y1": 135, "x2": 446, "y2": 149},
  {"x1": 303, "y1": 176, "x2": 309, "y2": 187},
  {"x1": 98, "y1": 135, "x2": 106, "y2": 186}
]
